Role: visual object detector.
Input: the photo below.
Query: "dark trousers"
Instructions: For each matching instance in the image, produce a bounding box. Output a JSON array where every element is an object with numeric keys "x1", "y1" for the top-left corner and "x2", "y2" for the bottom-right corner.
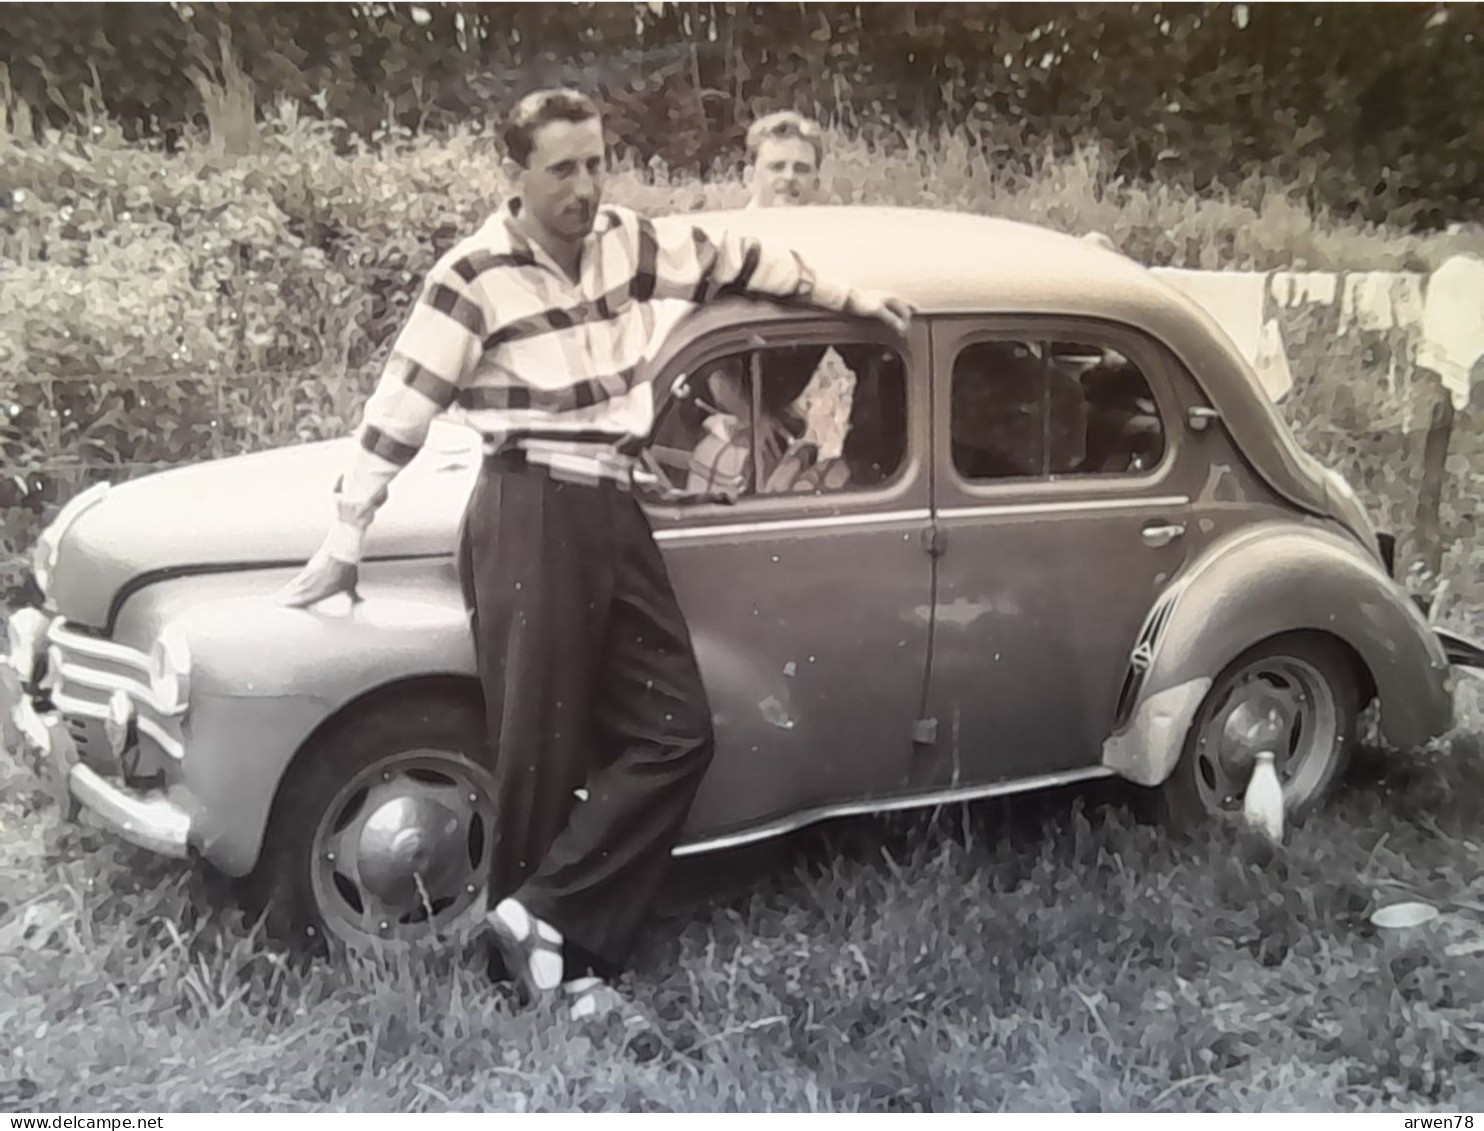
[{"x1": 457, "y1": 454, "x2": 715, "y2": 972}]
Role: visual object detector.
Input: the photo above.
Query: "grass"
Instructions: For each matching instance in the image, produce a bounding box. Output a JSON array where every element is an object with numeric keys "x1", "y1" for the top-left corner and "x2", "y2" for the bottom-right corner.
[{"x1": 2, "y1": 668, "x2": 1484, "y2": 1112}]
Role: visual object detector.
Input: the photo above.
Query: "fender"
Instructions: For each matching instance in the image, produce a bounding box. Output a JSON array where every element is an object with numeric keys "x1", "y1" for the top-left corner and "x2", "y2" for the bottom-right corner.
[
  {"x1": 1104, "y1": 520, "x2": 1454, "y2": 786},
  {"x1": 158, "y1": 577, "x2": 478, "y2": 875},
  {"x1": 153, "y1": 570, "x2": 801, "y2": 873}
]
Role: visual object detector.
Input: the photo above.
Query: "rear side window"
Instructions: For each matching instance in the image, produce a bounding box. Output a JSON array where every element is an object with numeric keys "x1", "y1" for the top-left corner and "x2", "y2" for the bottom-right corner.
[{"x1": 951, "y1": 339, "x2": 1165, "y2": 482}]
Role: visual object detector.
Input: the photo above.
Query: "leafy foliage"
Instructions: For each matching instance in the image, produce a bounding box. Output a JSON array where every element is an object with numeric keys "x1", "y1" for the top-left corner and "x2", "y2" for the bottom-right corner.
[
  {"x1": 3, "y1": 3, "x2": 1482, "y2": 228},
  {"x1": 3, "y1": 104, "x2": 1482, "y2": 606}
]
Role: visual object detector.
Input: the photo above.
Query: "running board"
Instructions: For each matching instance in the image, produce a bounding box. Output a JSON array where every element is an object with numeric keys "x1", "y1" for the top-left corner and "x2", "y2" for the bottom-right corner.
[{"x1": 671, "y1": 765, "x2": 1115, "y2": 857}]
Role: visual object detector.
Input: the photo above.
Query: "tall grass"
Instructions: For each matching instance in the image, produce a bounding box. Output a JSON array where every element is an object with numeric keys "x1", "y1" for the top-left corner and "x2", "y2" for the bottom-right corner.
[
  {"x1": 185, "y1": 30, "x2": 260, "y2": 159},
  {"x1": 3, "y1": 683, "x2": 1484, "y2": 1111}
]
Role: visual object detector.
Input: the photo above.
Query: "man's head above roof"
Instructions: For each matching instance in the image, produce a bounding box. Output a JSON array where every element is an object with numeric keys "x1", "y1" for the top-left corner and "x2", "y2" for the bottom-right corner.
[{"x1": 746, "y1": 110, "x2": 825, "y2": 208}]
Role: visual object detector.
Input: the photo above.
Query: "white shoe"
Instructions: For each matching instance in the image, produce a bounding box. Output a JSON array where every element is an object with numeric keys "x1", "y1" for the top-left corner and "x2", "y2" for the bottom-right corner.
[
  {"x1": 561, "y1": 975, "x2": 624, "y2": 1021},
  {"x1": 487, "y1": 898, "x2": 565, "y2": 1001}
]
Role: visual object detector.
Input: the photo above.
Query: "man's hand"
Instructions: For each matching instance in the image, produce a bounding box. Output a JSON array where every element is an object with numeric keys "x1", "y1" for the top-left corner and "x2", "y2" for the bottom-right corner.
[
  {"x1": 276, "y1": 545, "x2": 361, "y2": 609},
  {"x1": 848, "y1": 290, "x2": 914, "y2": 336}
]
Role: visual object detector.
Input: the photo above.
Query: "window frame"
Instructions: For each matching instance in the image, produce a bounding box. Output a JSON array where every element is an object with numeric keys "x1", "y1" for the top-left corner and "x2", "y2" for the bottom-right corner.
[
  {"x1": 938, "y1": 315, "x2": 1187, "y2": 502},
  {"x1": 639, "y1": 315, "x2": 925, "y2": 522}
]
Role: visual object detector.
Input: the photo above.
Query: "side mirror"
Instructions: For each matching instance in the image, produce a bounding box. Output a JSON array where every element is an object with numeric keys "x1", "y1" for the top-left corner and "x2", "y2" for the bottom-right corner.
[{"x1": 1187, "y1": 405, "x2": 1220, "y2": 433}]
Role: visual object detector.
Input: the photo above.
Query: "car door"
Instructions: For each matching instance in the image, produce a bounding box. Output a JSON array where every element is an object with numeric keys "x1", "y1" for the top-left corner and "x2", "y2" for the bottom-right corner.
[
  {"x1": 918, "y1": 315, "x2": 1205, "y2": 790},
  {"x1": 641, "y1": 314, "x2": 935, "y2": 849}
]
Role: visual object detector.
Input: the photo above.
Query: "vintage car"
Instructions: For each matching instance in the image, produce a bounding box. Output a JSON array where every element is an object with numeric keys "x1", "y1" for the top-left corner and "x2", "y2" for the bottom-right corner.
[{"x1": 5, "y1": 206, "x2": 1482, "y2": 952}]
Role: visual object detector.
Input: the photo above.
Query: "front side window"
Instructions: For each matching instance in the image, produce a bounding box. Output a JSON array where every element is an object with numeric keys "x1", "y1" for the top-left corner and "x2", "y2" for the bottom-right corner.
[
  {"x1": 646, "y1": 341, "x2": 908, "y2": 501},
  {"x1": 950, "y1": 338, "x2": 1166, "y2": 482}
]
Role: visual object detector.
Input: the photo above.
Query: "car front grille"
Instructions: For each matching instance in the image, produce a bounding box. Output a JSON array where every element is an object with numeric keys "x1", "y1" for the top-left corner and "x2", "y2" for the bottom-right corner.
[
  {"x1": 63, "y1": 713, "x2": 110, "y2": 767},
  {"x1": 45, "y1": 620, "x2": 183, "y2": 770}
]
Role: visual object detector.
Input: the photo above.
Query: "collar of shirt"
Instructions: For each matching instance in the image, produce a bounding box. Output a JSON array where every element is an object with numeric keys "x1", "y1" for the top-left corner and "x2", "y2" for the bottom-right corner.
[{"x1": 487, "y1": 196, "x2": 627, "y2": 284}]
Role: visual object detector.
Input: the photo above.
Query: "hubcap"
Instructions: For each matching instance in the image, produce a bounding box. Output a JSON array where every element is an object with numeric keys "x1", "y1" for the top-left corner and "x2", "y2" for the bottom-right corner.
[
  {"x1": 310, "y1": 752, "x2": 495, "y2": 947},
  {"x1": 1193, "y1": 656, "x2": 1338, "y2": 815}
]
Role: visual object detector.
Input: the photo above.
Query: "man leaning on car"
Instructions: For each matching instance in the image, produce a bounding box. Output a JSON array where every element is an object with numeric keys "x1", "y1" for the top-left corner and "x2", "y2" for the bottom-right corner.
[{"x1": 276, "y1": 89, "x2": 911, "y2": 1017}]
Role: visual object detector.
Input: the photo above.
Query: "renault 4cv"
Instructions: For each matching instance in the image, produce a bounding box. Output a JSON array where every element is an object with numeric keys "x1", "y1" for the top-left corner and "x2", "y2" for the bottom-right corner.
[{"x1": 5, "y1": 206, "x2": 1479, "y2": 950}]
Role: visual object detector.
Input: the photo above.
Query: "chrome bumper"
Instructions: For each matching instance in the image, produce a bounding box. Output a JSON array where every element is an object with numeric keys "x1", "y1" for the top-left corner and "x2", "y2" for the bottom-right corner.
[{"x1": 4, "y1": 664, "x2": 192, "y2": 860}]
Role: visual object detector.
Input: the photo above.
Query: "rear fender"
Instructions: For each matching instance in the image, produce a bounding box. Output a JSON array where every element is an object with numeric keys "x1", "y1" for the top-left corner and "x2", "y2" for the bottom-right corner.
[{"x1": 1103, "y1": 521, "x2": 1454, "y2": 786}]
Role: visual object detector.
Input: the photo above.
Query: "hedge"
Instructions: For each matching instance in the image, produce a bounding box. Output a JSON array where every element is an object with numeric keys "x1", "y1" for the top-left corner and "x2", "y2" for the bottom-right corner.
[{"x1": 2, "y1": 112, "x2": 1482, "y2": 609}]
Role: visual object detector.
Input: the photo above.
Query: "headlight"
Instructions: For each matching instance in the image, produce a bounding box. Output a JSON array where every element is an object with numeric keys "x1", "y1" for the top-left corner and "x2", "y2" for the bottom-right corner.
[
  {"x1": 5, "y1": 608, "x2": 50, "y2": 684},
  {"x1": 32, "y1": 536, "x2": 58, "y2": 594},
  {"x1": 149, "y1": 629, "x2": 192, "y2": 715},
  {"x1": 31, "y1": 482, "x2": 110, "y2": 596}
]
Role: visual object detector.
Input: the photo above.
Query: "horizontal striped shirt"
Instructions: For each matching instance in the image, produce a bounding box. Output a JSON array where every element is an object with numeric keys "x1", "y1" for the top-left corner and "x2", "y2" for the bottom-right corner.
[{"x1": 324, "y1": 200, "x2": 858, "y2": 562}]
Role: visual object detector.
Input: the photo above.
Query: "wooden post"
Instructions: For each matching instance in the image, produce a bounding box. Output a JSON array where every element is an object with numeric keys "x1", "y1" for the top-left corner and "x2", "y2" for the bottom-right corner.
[{"x1": 1413, "y1": 367, "x2": 1455, "y2": 585}]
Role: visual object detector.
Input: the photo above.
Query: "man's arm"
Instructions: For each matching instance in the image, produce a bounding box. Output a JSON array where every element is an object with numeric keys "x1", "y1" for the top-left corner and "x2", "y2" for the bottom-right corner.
[
  {"x1": 277, "y1": 260, "x2": 488, "y2": 607},
  {"x1": 641, "y1": 219, "x2": 912, "y2": 333}
]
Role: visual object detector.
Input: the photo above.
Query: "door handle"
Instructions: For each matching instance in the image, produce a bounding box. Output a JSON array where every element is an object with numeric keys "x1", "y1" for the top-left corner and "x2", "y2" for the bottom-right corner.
[
  {"x1": 1141, "y1": 521, "x2": 1186, "y2": 548},
  {"x1": 1187, "y1": 405, "x2": 1221, "y2": 432}
]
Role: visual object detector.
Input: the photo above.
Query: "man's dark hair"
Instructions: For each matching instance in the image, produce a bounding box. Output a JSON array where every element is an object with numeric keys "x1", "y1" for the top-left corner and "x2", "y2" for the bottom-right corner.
[{"x1": 503, "y1": 88, "x2": 601, "y2": 166}]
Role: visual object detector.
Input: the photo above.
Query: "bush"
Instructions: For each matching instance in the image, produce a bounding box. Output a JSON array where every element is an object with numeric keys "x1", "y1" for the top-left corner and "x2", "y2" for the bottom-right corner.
[
  {"x1": 4, "y1": 4, "x2": 1483, "y2": 229},
  {"x1": 2, "y1": 104, "x2": 1482, "y2": 606}
]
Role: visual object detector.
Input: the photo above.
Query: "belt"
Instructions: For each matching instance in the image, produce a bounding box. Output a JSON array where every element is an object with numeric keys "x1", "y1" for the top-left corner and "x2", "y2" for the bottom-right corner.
[
  {"x1": 481, "y1": 431, "x2": 645, "y2": 457},
  {"x1": 479, "y1": 435, "x2": 737, "y2": 506},
  {"x1": 483, "y1": 446, "x2": 644, "y2": 493}
]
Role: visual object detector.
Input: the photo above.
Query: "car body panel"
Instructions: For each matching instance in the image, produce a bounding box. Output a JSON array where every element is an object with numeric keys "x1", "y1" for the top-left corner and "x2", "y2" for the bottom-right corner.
[
  {"x1": 921, "y1": 315, "x2": 1208, "y2": 786},
  {"x1": 659, "y1": 509, "x2": 933, "y2": 835},
  {"x1": 1103, "y1": 520, "x2": 1455, "y2": 786},
  {"x1": 1, "y1": 206, "x2": 1461, "y2": 884},
  {"x1": 101, "y1": 562, "x2": 479, "y2": 873},
  {"x1": 588, "y1": 315, "x2": 937, "y2": 843},
  {"x1": 45, "y1": 420, "x2": 483, "y2": 631}
]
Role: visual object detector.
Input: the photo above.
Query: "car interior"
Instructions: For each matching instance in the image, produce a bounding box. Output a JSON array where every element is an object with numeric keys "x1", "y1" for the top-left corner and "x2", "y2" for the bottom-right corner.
[
  {"x1": 641, "y1": 335, "x2": 1162, "y2": 503},
  {"x1": 644, "y1": 343, "x2": 908, "y2": 501},
  {"x1": 950, "y1": 340, "x2": 1166, "y2": 481}
]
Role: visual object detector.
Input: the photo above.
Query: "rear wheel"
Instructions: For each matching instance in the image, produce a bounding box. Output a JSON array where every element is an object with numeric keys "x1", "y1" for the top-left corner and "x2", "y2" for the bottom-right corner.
[
  {"x1": 248, "y1": 691, "x2": 495, "y2": 953},
  {"x1": 1159, "y1": 634, "x2": 1359, "y2": 829}
]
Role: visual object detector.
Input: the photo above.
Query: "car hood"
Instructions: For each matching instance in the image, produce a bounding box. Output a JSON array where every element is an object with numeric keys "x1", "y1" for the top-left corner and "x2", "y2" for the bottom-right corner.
[{"x1": 46, "y1": 421, "x2": 481, "y2": 629}]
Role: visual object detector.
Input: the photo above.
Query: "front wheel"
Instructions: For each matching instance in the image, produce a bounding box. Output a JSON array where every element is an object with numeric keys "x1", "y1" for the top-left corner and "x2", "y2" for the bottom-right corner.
[
  {"x1": 248, "y1": 692, "x2": 496, "y2": 953},
  {"x1": 1159, "y1": 634, "x2": 1360, "y2": 830}
]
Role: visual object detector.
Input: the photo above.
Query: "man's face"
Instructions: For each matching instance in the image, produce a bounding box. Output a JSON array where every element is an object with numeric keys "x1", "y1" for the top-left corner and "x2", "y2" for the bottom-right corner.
[
  {"x1": 514, "y1": 116, "x2": 606, "y2": 240},
  {"x1": 750, "y1": 136, "x2": 821, "y2": 207}
]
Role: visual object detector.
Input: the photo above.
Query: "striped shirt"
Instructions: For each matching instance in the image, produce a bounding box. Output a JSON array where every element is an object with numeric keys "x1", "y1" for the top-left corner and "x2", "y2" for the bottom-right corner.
[{"x1": 324, "y1": 199, "x2": 857, "y2": 563}]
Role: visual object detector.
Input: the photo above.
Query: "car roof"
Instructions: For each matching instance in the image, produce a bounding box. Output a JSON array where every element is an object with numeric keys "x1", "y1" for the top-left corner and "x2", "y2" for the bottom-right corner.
[
  {"x1": 651, "y1": 205, "x2": 1334, "y2": 521},
  {"x1": 656, "y1": 206, "x2": 1172, "y2": 318}
]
